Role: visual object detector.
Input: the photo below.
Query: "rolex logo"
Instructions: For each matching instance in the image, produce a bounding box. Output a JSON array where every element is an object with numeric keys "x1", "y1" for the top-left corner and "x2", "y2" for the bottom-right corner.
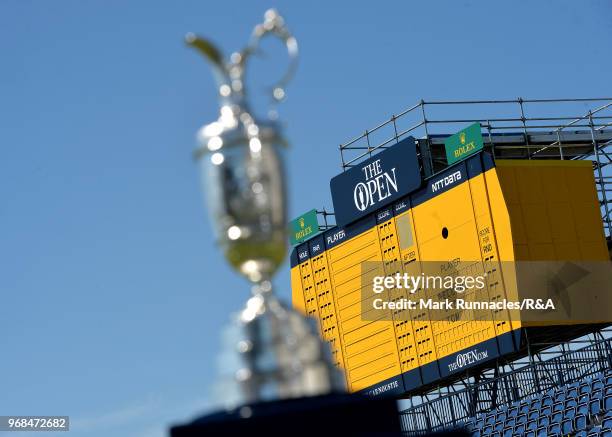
[
  {"x1": 294, "y1": 216, "x2": 313, "y2": 241},
  {"x1": 459, "y1": 132, "x2": 466, "y2": 145}
]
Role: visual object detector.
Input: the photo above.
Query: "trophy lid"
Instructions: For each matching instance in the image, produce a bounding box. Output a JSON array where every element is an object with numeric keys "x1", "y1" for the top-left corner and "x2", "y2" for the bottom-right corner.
[{"x1": 194, "y1": 112, "x2": 286, "y2": 160}]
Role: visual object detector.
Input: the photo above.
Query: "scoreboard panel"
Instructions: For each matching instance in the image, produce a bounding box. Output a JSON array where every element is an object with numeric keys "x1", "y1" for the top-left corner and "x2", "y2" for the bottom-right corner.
[
  {"x1": 326, "y1": 221, "x2": 403, "y2": 393},
  {"x1": 376, "y1": 212, "x2": 423, "y2": 387},
  {"x1": 393, "y1": 207, "x2": 438, "y2": 384},
  {"x1": 310, "y1": 244, "x2": 344, "y2": 368},
  {"x1": 494, "y1": 159, "x2": 609, "y2": 262},
  {"x1": 412, "y1": 159, "x2": 501, "y2": 378},
  {"x1": 290, "y1": 150, "x2": 609, "y2": 396}
]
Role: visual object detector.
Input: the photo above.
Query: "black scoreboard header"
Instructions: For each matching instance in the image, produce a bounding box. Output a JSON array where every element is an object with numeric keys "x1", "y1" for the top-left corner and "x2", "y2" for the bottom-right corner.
[{"x1": 330, "y1": 137, "x2": 421, "y2": 226}]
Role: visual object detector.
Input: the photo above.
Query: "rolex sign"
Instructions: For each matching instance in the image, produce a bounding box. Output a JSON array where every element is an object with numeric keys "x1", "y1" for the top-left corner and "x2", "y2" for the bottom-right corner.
[{"x1": 330, "y1": 137, "x2": 421, "y2": 226}]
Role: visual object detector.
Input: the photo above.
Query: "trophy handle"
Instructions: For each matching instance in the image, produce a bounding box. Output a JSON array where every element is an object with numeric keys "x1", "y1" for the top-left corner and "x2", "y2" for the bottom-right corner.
[
  {"x1": 186, "y1": 9, "x2": 297, "y2": 110},
  {"x1": 242, "y1": 9, "x2": 299, "y2": 104},
  {"x1": 185, "y1": 33, "x2": 233, "y2": 98}
]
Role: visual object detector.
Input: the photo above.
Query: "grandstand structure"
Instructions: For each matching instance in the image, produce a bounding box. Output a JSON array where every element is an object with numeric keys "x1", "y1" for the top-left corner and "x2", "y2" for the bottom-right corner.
[
  {"x1": 399, "y1": 330, "x2": 612, "y2": 436},
  {"x1": 332, "y1": 97, "x2": 612, "y2": 436}
]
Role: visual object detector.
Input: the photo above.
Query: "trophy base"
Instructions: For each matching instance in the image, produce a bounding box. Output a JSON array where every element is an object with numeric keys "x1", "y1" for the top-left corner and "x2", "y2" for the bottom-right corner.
[{"x1": 212, "y1": 290, "x2": 345, "y2": 410}]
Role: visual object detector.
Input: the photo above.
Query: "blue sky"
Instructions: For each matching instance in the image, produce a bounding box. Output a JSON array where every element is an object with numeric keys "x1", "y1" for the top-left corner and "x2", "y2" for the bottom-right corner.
[{"x1": 1, "y1": 1, "x2": 611, "y2": 436}]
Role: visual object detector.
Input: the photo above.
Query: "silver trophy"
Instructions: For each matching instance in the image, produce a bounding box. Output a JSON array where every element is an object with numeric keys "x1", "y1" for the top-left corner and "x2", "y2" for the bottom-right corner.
[{"x1": 187, "y1": 9, "x2": 344, "y2": 410}]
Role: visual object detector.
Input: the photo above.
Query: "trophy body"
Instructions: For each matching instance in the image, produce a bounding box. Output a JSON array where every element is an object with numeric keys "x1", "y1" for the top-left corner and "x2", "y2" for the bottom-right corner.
[
  {"x1": 188, "y1": 9, "x2": 344, "y2": 410},
  {"x1": 196, "y1": 121, "x2": 287, "y2": 284}
]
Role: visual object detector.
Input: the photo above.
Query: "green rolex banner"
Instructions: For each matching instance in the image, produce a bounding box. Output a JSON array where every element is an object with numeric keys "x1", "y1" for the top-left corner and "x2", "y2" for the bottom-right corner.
[
  {"x1": 289, "y1": 209, "x2": 320, "y2": 246},
  {"x1": 445, "y1": 122, "x2": 484, "y2": 165}
]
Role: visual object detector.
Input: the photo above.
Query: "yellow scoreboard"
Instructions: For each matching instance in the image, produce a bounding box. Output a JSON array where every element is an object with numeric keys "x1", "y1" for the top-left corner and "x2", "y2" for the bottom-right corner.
[{"x1": 291, "y1": 144, "x2": 609, "y2": 397}]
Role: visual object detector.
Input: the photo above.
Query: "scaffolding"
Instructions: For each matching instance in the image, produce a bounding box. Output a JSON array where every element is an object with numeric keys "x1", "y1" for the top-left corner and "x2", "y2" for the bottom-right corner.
[{"x1": 335, "y1": 98, "x2": 612, "y2": 238}]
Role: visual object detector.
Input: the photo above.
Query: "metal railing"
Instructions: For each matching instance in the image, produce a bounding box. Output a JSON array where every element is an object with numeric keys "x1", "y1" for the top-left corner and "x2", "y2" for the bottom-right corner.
[
  {"x1": 315, "y1": 208, "x2": 335, "y2": 230},
  {"x1": 399, "y1": 330, "x2": 612, "y2": 435},
  {"x1": 336, "y1": 98, "x2": 612, "y2": 237}
]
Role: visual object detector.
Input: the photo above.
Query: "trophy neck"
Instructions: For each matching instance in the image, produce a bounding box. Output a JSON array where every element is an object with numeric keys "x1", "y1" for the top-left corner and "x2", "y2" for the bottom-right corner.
[{"x1": 250, "y1": 279, "x2": 274, "y2": 296}]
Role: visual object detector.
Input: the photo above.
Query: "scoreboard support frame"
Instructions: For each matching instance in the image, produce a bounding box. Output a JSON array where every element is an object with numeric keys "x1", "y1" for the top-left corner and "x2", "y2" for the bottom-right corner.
[{"x1": 399, "y1": 325, "x2": 612, "y2": 434}]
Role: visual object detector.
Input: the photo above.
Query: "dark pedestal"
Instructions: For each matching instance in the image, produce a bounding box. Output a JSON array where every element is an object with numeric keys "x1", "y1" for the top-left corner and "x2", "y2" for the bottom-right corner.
[{"x1": 170, "y1": 393, "x2": 404, "y2": 436}]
